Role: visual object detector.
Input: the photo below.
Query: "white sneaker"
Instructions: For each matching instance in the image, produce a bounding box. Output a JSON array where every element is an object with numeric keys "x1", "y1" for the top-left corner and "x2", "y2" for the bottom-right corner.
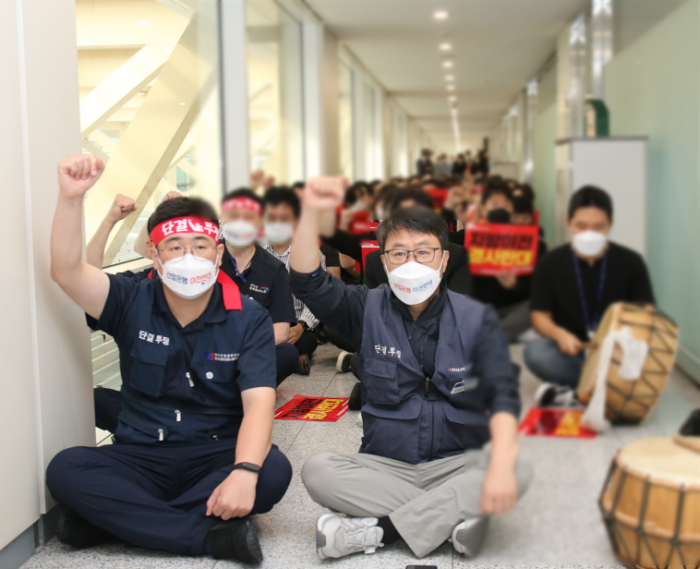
[
  {"x1": 452, "y1": 516, "x2": 489, "y2": 557},
  {"x1": 316, "y1": 514, "x2": 384, "y2": 559},
  {"x1": 533, "y1": 383, "x2": 580, "y2": 408},
  {"x1": 336, "y1": 351, "x2": 353, "y2": 373}
]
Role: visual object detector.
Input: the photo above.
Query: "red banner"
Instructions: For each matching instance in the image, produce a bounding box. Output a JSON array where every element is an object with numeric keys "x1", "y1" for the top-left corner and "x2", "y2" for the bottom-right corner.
[
  {"x1": 519, "y1": 408, "x2": 596, "y2": 439},
  {"x1": 465, "y1": 223, "x2": 539, "y2": 276},
  {"x1": 275, "y1": 395, "x2": 349, "y2": 422},
  {"x1": 427, "y1": 188, "x2": 448, "y2": 210},
  {"x1": 361, "y1": 240, "x2": 380, "y2": 270}
]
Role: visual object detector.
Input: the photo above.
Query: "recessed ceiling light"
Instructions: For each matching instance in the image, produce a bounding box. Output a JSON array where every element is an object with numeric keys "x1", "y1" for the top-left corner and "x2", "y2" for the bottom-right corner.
[
  {"x1": 179, "y1": 102, "x2": 186, "y2": 105},
  {"x1": 447, "y1": 85, "x2": 456, "y2": 91},
  {"x1": 442, "y1": 61, "x2": 454, "y2": 69},
  {"x1": 138, "y1": 91, "x2": 146, "y2": 95},
  {"x1": 138, "y1": 20, "x2": 151, "y2": 26},
  {"x1": 440, "y1": 42, "x2": 452, "y2": 51},
  {"x1": 434, "y1": 10, "x2": 448, "y2": 20},
  {"x1": 449, "y1": 96, "x2": 457, "y2": 102},
  {"x1": 445, "y1": 75, "x2": 455, "y2": 82}
]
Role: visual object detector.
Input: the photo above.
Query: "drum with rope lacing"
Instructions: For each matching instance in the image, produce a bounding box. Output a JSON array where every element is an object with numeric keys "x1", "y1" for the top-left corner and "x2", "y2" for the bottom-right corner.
[
  {"x1": 599, "y1": 436, "x2": 700, "y2": 568},
  {"x1": 577, "y1": 303, "x2": 679, "y2": 424}
]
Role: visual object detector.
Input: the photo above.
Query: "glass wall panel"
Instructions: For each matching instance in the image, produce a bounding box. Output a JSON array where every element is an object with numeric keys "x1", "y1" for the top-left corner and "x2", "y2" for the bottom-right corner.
[
  {"x1": 76, "y1": 0, "x2": 223, "y2": 266},
  {"x1": 338, "y1": 62, "x2": 354, "y2": 181},
  {"x1": 391, "y1": 106, "x2": 408, "y2": 177},
  {"x1": 246, "y1": 0, "x2": 304, "y2": 185},
  {"x1": 364, "y1": 82, "x2": 381, "y2": 181}
]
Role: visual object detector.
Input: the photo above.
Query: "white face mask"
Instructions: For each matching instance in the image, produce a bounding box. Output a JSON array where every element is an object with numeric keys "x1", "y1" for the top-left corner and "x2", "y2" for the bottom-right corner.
[
  {"x1": 264, "y1": 222, "x2": 294, "y2": 245},
  {"x1": 384, "y1": 252, "x2": 445, "y2": 306},
  {"x1": 158, "y1": 253, "x2": 219, "y2": 300},
  {"x1": 572, "y1": 230, "x2": 608, "y2": 257},
  {"x1": 351, "y1": 201, "x2": 366, "y2": 213},
  {"x1": 223, "y1": 221, "x2": 258, "y2": 247}
]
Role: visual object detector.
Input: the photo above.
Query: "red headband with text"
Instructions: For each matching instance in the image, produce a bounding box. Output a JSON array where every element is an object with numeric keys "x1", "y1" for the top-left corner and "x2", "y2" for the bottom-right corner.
[
  {"x1": 221, "y1": 197, "x2": 263, "y2": 216},
  {"x1": 149, "y1": 216, "x2": 220, "y2": 248}
]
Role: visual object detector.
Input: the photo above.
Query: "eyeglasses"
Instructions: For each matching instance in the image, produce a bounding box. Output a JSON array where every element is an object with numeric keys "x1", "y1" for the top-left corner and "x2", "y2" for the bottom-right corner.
[
  {"x1": 158, "y1": 241, "x2": 218, "y2": 261},
  {"x1": 384, "y1": 247, "x2": 441, "y2": 265}
]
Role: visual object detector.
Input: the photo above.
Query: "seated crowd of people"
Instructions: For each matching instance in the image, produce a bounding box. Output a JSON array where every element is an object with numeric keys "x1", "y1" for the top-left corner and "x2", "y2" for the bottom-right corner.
[{"x1": 46, "y1": 150, "x2": 656, "y2": 564}]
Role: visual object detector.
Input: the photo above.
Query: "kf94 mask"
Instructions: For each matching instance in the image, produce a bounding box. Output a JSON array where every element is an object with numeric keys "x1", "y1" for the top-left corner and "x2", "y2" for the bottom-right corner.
[
  {"x1": 158, "y1": 253, "x2": 219, "y2": 300},
  {"x1": 384, "y1": 252, "x2": 445, "y2": 306},
  {"x1": 572, "y1": 230, "x2": 607, "y2": 257},
  {"x1": 223, "y1": 221, "x2": 258, "y2": 247},
  {"x1": 264, "y1": 222, "x2": 295, "y2": 245}
]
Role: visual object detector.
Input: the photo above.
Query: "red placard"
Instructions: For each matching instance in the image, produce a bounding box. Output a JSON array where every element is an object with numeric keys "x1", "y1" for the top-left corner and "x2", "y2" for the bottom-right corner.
[
  {"x1": 361, "y1": 240, "x2": 380, "y2": 270},
  {"x1": 275, "y1": 395, "x2": 349, "y2": 422},
  {"x1": 465, "y1": 223, "x2": 539, "y2": 276},
  {"x1": 519, "y1": 408, "x2": 596, "y2": 439},
  {"x1": 351, "y1": 219, "x2": 380, "y2": 235},
  {"x1": 427, "y1": 188, "x2": 448, "y2": 210}
]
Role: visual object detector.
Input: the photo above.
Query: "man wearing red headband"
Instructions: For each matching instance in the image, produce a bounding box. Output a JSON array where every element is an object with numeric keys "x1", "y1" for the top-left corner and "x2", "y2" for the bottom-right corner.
[
  {"x1": 46, "y1": 154, "x2": 291, "y2": 563},
  {"x1": 219, "y1": 188, "x2": 302, "y2": 382}
]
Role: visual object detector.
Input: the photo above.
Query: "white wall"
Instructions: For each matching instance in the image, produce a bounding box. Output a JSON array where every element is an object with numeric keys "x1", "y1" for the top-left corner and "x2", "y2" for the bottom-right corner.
[
  {"x1": 1, "y1": 0, "x2": 95, "y2": 551},
  {"x1": 0, "y1": 0, "x2": 41, "y2": 550}
]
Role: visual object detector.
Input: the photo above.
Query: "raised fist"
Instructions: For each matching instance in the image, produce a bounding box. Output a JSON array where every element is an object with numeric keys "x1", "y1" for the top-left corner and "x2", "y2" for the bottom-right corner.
[
  {"x1": 303, "y1": 177, "x2": 346, "y2": 211},
  {"x1": 162, "y1": 190, "x2": 182, "y2": 203},
  {"x1": 107, "y1": 194, "x2": 137, "y2": 223},
  {"x1": 58, "y1": 154, "x2": 105, "y2": 198},
  {"x1": 263, "y1": 175, "x2": 276, "y2": 191},
  {"x1": 249, "y1": 169, "x2": 265, "y2": 190}
]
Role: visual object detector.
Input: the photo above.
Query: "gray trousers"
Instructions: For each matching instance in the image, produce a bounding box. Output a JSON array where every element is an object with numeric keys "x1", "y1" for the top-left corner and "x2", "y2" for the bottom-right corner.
[
  {"x1": 496, "y1": 301, "x2": 531, "y2": 344},
  {"x1": 301, "y1": 449, "x2": 533, "y2": 558}
]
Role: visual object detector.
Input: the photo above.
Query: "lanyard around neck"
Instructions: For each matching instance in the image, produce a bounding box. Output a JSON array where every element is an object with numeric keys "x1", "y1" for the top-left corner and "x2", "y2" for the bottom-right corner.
[
  {"x1": 572, "y1": 250, "x2": 608, "y2": 336},
  {"x1": 229, "y1": 249, "x2": 253, "y2": 283}
]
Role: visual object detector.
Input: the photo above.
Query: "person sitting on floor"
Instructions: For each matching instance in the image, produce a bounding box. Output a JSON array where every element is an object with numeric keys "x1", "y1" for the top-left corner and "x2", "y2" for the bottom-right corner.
[
  {"x1": 47, "y1": 154, "x2": 292, "y2": 563},
  {"x1": 288, "y1": 179, "x2": 532, "y2": 562},
  {"x1": 262, "y1": 186, "x2": 327, "y2": 374},
  {"x1": 85, "y1": 191, "x2": 177, "y2": 434},
  {"x1": 525, "y1": 185, "x2": 655, "y2": 407},
  {"x1": 218, "y1": 188, "x2": 304, "y2": 382},
  {"x1": 449, "y1": 181, "x2": 547, "y2": 343}
]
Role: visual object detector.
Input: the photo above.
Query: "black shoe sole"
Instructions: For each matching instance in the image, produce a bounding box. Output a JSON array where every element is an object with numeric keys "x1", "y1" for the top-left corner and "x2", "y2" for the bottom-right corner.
[
  {"x1": 56, "y1": 509, "x2": 120, "y2": 549},
  {"x1": 208, "y1": 520, "x2": 263, "y2": 564}
]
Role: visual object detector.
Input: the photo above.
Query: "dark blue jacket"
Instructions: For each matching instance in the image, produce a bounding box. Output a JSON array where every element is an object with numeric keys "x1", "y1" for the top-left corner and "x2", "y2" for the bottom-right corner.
[
  {"x1": 289, "y1": 268, "x2": 520, "y2": 464},
  {"x1": 92, "y1": 273, "x2": 276, "y2": 445}
]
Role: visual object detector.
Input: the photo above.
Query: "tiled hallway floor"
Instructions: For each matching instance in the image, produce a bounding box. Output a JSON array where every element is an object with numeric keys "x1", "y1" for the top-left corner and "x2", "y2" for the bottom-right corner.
[{"x1": 21, "y1": 342, "x2": 699, "y2": 569}]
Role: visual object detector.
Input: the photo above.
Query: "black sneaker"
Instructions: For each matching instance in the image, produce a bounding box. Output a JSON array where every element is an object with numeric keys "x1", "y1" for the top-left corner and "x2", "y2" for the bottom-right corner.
[
  {"x1": 206, "y1": 519, "x2": 263, "y2": 564},
  {"x1": 336, "y1": 351, "x2": 353, "y2": 373},
  {"x1": 56, "y1": 508, "x2": 120, "y2": 549},
  {"x1": 348, "y1": 382, "x2": 362, "y2": 411}
]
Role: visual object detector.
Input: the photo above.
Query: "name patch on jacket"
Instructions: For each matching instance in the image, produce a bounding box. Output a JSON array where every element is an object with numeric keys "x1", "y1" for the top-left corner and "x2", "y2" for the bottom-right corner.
[
  {"x1": 451, "y1": 378, "x2": 479, "y2": 394},
  {"x1": 249, "y1": 283, "x2": 269, "y2": 294},
  {"x1": 205, "y1": 353, "x2": 240, "y2": 362}
]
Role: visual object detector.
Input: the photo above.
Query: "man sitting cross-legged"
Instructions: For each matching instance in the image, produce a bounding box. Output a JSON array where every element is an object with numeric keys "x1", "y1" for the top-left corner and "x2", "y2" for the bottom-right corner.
[
  {"x1": 46, "y1": 154, "x2": 291, "y2": 563},
  {"x1": 288, "y1": 178, "x2": 533, "y2": 561}
]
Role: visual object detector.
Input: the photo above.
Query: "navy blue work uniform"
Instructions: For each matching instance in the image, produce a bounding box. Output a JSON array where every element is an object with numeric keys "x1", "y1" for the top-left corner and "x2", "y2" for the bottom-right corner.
[
  {"x1": 47, "y1": 273, "x2": 292, "y2": 556},
  {"x1": 221, "y1": 245, "x2": 299, "y2": 385},
  {"x1": 289, "y1": 267, "x2": 520, "y2": 465}
]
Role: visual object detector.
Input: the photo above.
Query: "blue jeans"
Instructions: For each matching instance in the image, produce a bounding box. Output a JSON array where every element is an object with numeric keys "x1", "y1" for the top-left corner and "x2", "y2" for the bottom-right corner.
[{"x1": 523, "y1": 338, "x2": 585, "y2": 389}]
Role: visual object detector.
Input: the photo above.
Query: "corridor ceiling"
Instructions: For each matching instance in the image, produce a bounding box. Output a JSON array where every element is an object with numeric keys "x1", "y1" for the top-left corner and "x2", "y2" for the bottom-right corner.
[{"x1": 306, "y1": 0, "x2": 588, "y2": 152}]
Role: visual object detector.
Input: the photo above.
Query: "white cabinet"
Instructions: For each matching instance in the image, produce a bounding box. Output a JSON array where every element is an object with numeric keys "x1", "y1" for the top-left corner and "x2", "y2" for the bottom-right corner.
[{"x1": 555, "y1": 137, "x2": 648, "y2": 256}]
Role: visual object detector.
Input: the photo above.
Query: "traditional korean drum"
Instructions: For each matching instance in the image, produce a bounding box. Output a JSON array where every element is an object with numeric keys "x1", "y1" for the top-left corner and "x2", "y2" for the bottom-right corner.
[
  {"x1": 577, "y1": 303, "x2": 679, "y2": 424},
  {"x1": 600, "y1": 437, "x2": 700, "y2": 568}
]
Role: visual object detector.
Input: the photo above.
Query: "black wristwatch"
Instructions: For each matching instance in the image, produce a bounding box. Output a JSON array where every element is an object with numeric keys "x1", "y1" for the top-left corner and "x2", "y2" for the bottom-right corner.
[{"x1": 232, "y1": 462, "x2": 261, "y2": 474}]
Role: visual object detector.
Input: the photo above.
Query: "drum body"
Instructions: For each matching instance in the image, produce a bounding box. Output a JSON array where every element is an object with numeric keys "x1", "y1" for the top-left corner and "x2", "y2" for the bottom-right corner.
[
  {"x1": 577, "y1": 303, "x2": 679, "y2": 423},
  {"x1": 600, "y1": 437, "x2": 700, "y2": 568}
]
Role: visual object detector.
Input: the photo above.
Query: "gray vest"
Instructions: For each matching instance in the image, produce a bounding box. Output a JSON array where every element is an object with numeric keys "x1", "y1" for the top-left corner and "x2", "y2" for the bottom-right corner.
[{"x1": 359, "y1": 285, "x2": 492, "y2": 464}]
